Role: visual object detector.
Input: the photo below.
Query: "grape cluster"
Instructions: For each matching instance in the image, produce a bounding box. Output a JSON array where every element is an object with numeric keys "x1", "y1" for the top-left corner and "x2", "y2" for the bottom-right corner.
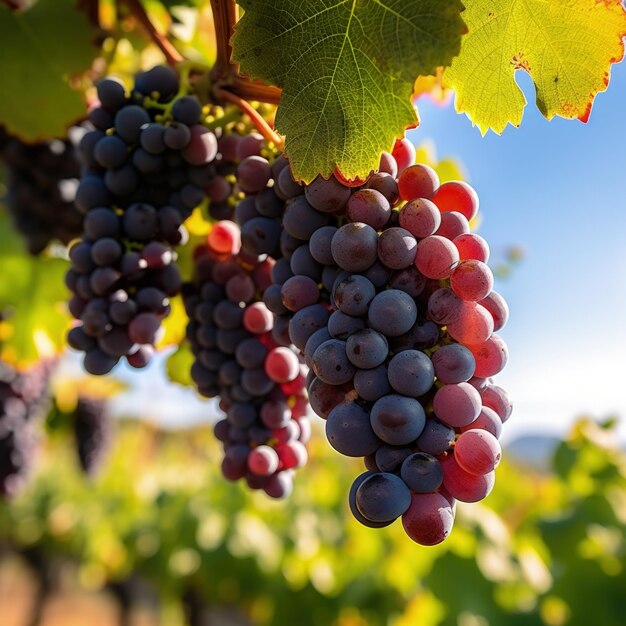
[
  {"x1": 259, "y1": 139, "x2": 511, "y2": 544},
  {"x1": 235, "y1": 154, "x2": 292, "y2": 260},
  {"x1": 0, "y1": 359, "x2": 52, "y2": 498},
  {"x1": 66, "y1": 65, "x2": 217, "y2": 375},
  {"x1": 208, "y1": 126, "x2": 271, "y2": 222},
  {"x1": 72, "y1": 396, "x2": 112, "y2": 475},
  {"x1": 0, "y1": 128, "x2": 83, "y2": 254},
  {"x1": 184, "y1": 224, "x2": 310, "y2": 498}
]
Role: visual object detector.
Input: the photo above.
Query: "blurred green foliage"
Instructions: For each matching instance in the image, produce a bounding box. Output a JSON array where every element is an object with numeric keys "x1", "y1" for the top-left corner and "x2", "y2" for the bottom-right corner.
[{"x1": 0, "y1": 416, "x2": 624, "y2": 626}]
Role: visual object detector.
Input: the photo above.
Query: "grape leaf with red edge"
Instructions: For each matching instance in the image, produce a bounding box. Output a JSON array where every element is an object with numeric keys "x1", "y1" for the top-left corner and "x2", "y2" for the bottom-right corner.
[
  {"x1": 443, "y1": 0, "x2": 626, "y2": 134},
  {"x1": 0, "y1": 0, "x2": 99, "y2": 141},
  {"x1": 232, "y1": 0, "x2": 466, "y2": 183}
]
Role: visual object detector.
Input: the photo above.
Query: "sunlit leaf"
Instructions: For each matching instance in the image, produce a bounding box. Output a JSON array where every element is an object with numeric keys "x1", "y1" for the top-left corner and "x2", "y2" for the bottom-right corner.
[
  {"x1": 0, "y1": 0, "x2": 99, "y2": 140},
  {"x1": 444, "y1": 0, "x2": 626, "y2": 133},
  {"x1": 233, "y1": 0, "x2": 466, "y2": 182},
  {"x1": 0, "y1": 215, "x2": 69, "y2": 365}
]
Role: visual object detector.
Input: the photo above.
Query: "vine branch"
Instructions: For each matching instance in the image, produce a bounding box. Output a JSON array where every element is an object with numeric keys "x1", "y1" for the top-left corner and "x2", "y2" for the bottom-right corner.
[
  {"x1": 77, "y1": 0, "x2": 100, "y2": 28},
  {"x1": 214, "y1": 87, "x2": 283, "y2": 148},
  {"x1": 232, "y1": 77, "x2": 282, "y2": 105},
  {"x1": 210, "y1": 0, "x2": 239, "y2": 79},
  {"x1": 122, "y1": 0, "x2": 183, "y2": 65},
  {"x1": 210, "y1": 0, "x2": 282, "y2": 105}
]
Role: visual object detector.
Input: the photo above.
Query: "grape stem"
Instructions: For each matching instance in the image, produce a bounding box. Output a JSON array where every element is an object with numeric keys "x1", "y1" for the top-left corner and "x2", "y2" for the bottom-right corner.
[
  {"x1": 122, "y1": 0, "x2": 183, "y2": 65},
  {"x1": 209, "y1": 0, "x2": 282, "y2": 105},
  {"x1": 214, "y1": 87, "x2": 284, "y2": 148},
  {"x1": 231, "y1": 77, "x2": 282, "y2": 105},
  {"x1": 77, "y1": 0, "x2": 100, "y2": 27}
]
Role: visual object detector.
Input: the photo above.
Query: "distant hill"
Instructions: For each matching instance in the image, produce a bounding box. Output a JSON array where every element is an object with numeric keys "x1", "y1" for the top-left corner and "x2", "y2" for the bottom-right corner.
[{"x1": 505, "y1": 434, "x2": 561, "y2": 472}]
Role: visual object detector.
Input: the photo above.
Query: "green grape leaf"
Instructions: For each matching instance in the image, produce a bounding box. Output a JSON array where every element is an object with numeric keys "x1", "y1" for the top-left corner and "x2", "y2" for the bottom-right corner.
[
  {"x1": 166, "y1": 342, "x2": 195, "y2": 387},
  {"x1": 0, "y1": 0, "x2": 99, "y2": 141},
  {"x1": 233, "y1": 0, "x2": 466, "y2": 182},
  {"x1": 0, "y1": 216, "x2": 69, "y2": 365},
  {"x1": 443, "y1": 0, "x2": 626, "y2": 134}
]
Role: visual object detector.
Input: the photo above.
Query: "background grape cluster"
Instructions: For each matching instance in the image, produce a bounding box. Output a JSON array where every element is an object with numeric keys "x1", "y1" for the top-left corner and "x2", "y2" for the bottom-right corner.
[
  {"x1": 72, "y1": 395, "x2": 112, "y2": 476},
  {"x1": 0, "y1": 128, "x2": 83, "y2": 255},
  {"x1": 0, "y1": 358, "x2": 52, "y2": 498}
]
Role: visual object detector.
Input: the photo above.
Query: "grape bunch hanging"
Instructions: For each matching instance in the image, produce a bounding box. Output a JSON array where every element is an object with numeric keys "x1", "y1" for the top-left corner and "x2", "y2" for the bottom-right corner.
[
  {"x1": 184, "y1": 225, "x2": 310, "y2": 499},
  {"x1": 229, "y1": 136, "x2": 512, "y2": 545},
  {"x1": 66, "y1": 66, "x2": 217, "y2": 375},
  {"x1": 59, "y1": 62, "x2": 511, "y2": 546}
]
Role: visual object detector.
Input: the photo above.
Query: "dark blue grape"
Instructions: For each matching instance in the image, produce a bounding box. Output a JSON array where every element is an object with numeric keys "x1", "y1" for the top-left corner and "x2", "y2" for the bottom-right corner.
[
  {"x1": 114, "y1": 105, "x2": 151, "y2": 144},
  {"x1": 400, "y1": 452, "x2": 443, "y2": 493},
  {"x1": 94, "y1": 135, "x2": 128, "y2": 168},
  {"x1": 346, "y1": 329, "x2": 388, "y2": 369},
  {"x1": 312, "y1": 339, "x2": 355, "y2": 385},
  {"x1": 303, "y1": 328, "x2": 332, "y2": 367},
  {"x1": 431, "y1": 343, "x2": 476, "y2": 384},
  {"x1": 355, "y1": 472, "x2": 411, "y2": 522},
  {"x1": 308, "y1": 225, "x2": 337, "y2": 265},
  {"x1": 370, "y1": 394, "x2": 425, "y2": 445},
  {"x1": 241, "y1": 216, "x2": 281, "y2": 256},
  {"x1": 327, "y1": 310, "x2": 366, "y2": 339},
  {"x1": 96, "y1": 78, "x2": 126, "y2": 111},
  {"x1": 326, "y1": 401, "x2": 380, "y2": 457},
  {"x1": 133, "y1": 65, "x2": 178, "y2": 98},
  {"x1": 388, "y1": 266, "x2": 426, "y2": 298},
  {"x1": 305, "y1": 174, "x2": 350, "y2": 213},
  {"x1": 368, "y1": 289, "x2": 418, "y2": 337},
  {"x1": 164, "y1": 122, "x2": 191, "y2": 150},
  {"x1": 104, "y1": 164, "x2": 139, "y2": 196},
  {"x1": 84, "y1": 349, "x2": 118, "y2": 375},
  {"x1": 263, "y1": 284, "x2": 288, "y2": 315},
  {"x1": 290, "y1": 244, "x2": 323, "y2": 280},
  {"x1": 390, "y1": 319, "x2": 440, "y2": 352},
  {"x1": 353, "y1": 365, "x2": 391, "y2": 402},
  {"x1": 140, "y1": 123, "x2": 166, "y2": 154},
  {"x1": 172, "y1": 96, "x2": 202, "y2": 124},
  {"x1": 132, "y1": 148, "x2": 163, "y2": 174},
  {"x1": 283, "y1": 196, "x2": 330, "y2": 240},
  {"x1": 288, "y1": 304, "x2": 330, "y2": 350},
  {"x1": 123, "y1": 203, "x2": 158, "y2": 240},
  {"x1": 84, "y1": 208, "x2": 120, "y2": 239},
  {"x1": 348, "y1": 472, "x2": 393, "y2": 528},
  {"x1": 333, "y1": 274, "x2": 376, "y2": 316},
  {"x1": 91, "y1": 237, "x2": 123, "y2": 266},
  {"x1": 308, "y1": 377, "x2": 353, "y2": 419},
  {"x1": 235, "y1": 338, "x2": 268, "y2": 369},
  {"x1": 387, "y1": 350, "x2": 435, "y2": 397},
  {"x1": 331, "y1": 222, "x2": 378, "y2": 272},
  {"x1": 415, "y1": 419, "x2": 455, "y2": 455},
  {"x1": 375, "y1": 445, "x2": 413, "y2": 473},
  {"x1": 75, "y1": 176, "x2": 111, "y2": 213}
]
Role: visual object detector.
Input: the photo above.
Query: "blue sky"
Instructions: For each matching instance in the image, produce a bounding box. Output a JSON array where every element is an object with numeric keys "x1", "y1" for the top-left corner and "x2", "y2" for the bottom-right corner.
[
  {"x1": 408, "y1": 62, "x2": 626, "y2": 442},
  {"x1": 72, "y1": 61, "x2": 626, "y2": 443}
]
